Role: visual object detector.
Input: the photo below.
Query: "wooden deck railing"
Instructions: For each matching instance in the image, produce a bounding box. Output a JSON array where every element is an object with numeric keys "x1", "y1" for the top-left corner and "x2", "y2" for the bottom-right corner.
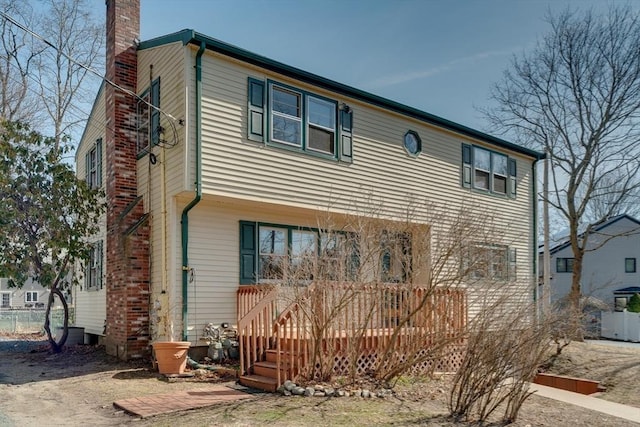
[
  {"x1": 238, "y1": 283, "x2": 467, "y2": 386},
  {"x1": 237, "y1": 285, "x2": 278, "y2": 376}
]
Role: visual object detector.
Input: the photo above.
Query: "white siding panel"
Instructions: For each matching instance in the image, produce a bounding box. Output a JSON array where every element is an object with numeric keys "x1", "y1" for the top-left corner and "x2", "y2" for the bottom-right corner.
[{"x1": 74, "y1": 86, "x2": 107, "y2": 335}]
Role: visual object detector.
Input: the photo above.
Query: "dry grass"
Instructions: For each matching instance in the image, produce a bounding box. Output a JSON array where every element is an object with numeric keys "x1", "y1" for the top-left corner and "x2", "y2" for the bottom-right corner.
[{"x1": 1, "y1": 333, "x2": 639, "y2": 426}]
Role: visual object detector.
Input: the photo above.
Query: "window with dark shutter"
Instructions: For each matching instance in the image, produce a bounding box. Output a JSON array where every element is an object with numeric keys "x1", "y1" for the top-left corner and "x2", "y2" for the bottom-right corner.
[{"x1": 462, "y1": 143, "x2": 517, "y2": 198}]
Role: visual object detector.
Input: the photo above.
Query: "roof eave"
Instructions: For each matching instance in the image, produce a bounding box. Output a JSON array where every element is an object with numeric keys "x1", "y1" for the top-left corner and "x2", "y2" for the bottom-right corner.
[{"x1": 139, "y1": 29, "x2": 544, "y2": 160}]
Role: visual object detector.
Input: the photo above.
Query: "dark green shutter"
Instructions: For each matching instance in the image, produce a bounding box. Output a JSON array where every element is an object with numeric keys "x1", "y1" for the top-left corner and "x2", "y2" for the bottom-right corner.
[
  {"x1": 96, "y1": 138, "x2": 102, "y2": 187},
  {"x1": 239, "y1": 221, "x2": 257, "y2": 284},
  {"x1": 85, "y1": 150, "x2": 90, "y2": 184},
  {"x1": 247, "y1": 78, "x2": 265, "y2": 142},
  {"x1": 98, "y1": 240, "x2": 104, "y2": 289},
  {"x1": 150, "y1": 78, "x2": 161, "y2": 146},
  {"x1": 509, "y1": 158, "x2": 517, "y2": 198},
  {"x1": 462, "y1": 144, "x2": 472, "y2": 188},
  {"x1": 339, "y1": 108, "x2": 353, "y2": 162}
]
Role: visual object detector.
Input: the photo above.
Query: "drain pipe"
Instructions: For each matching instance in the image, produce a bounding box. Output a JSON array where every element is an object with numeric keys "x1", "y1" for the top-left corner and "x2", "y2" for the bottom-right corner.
[{"x1": 181, "y1": 41, "x2": 205, "y2": 341}]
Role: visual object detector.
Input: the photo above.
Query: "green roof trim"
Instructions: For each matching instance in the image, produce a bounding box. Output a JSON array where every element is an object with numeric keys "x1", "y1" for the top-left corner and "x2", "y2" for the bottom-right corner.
[{"x1": 139, "y1": 29, "x2": 544, "y2": 160}]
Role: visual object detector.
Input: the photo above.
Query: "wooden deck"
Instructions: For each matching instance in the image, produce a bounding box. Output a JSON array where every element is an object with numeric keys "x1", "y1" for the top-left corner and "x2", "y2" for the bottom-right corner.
[{"x1": 237, "y1": 283, "x2": 467, "y2": 392}]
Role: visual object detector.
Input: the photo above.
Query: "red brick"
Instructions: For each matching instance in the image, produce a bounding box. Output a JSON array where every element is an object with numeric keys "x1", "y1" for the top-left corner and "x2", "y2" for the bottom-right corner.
[{"x1": 104, "y1": 0, "x2": 149, "y2": 360}]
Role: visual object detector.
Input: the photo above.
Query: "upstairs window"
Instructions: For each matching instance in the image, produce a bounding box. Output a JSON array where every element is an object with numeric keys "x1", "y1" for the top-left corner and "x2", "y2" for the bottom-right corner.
[
  {"x1": 270, "y1": 83, "x2": 338, "y2": 155},
  {"x1": 137, "y1": 77, "x2": 160, "y2": 154},
  {"x1": 556, "y1": 257, "x2": 574, "y2": 273},
  {"x1": 271, "y1": 86, "x2": 302, "y2": 146},
  {"x1": 462, "y1": 144, "x2": 517, "y2": 197},
  {"x1": 307, "y1": 96, "x2": 336, "y2": 154},
  {"x1": 247, "y1": 78, "x2": 353, "y2": 162},
  {"x1": 85, "y1": 138, "x2": 102, "y2": 189},
  {"x1": 626, "y1": 258, "x2": 636, "y2": 273}
]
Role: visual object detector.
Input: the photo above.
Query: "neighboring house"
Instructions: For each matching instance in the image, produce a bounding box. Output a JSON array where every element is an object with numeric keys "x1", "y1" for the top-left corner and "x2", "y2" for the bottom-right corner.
[
  {"x1": 544, "y1": 214, "x2": 640, "y2": 310},
  {"x1": 0, "y1": 277, "x2": 48, "y2": 309},
  {"x1": 75, "y1": 0, "x2": 544, "y2": 384}
]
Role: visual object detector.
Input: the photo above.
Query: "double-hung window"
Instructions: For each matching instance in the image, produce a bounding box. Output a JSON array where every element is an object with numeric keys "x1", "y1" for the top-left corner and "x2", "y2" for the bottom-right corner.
[
  {"x1": 271, "y1": 86, "x2": 302, "y2": 146},
  {"x1": 307, "y1": 96, "x2": 336, "y2": 154},
  {"x1": 85, "y1": 138, "x2": 102, "y2": 189},
  {"x1": 240, "y1": 221, "x2": 359, "y2": 284},
  {"x1": 270, "y1": 83, "x2": 337, "y2": 155},
  {"x1": 248, "y1": 78, "x2": 352, "y2": 161},
  {"x1": 0, "y1": 292, "x2": 9, "y2": 308},
  {"x1": 85, "y1": 240, "x2": 103, "y2": 290},
  {"x1": 25, "y1": 291, "x2": 38, "y2": 303},
  {"x1": 462, "y1": 144, "x2": 516, "y2": 197}
]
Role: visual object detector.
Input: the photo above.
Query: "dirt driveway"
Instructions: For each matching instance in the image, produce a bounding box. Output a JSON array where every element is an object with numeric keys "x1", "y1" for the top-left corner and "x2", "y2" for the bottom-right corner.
[{"x1": 1, "y1": 333, "x2": 638, "y2": 426}]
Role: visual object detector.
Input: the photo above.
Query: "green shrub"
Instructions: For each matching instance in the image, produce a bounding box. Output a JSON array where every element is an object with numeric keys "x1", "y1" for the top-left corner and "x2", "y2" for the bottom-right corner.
[{"x1": 627, "y1": 293, "x2": 640, "y2": 313}]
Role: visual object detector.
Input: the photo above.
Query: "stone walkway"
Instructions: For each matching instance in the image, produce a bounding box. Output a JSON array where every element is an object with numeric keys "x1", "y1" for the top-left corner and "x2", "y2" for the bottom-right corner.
[{"x1": 113, "y1": 384, "x2": 253, "y2": 418}]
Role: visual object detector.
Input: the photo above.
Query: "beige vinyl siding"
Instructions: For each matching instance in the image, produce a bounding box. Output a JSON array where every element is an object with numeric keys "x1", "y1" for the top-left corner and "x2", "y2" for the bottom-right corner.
[
  {"x1": 177, "y1": 196, "x2": 356, "y2": 343},
  {"x1": 197, "y1": 50, "x2": 532, "y2": 219},
  {"x1": 74, "y1": 87, "x2": 107, "y2": 335},
  {"x1": 137, "y1": 41, "x2": 187, "y2": 204},
  {"x1": 168, "y1": 46, "x2": 536, "y2": 340}
]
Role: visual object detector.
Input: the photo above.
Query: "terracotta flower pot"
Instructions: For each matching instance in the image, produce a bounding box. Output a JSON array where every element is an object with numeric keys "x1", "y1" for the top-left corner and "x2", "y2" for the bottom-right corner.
[{"x1": 152, "y1": 341, "x2": 191, "y2": 374}]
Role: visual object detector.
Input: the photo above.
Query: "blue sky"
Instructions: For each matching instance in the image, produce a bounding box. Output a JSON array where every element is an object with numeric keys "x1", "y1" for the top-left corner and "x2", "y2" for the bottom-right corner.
[{"x1": 140, "y1": 0, "x2": 628, "y2": 132}]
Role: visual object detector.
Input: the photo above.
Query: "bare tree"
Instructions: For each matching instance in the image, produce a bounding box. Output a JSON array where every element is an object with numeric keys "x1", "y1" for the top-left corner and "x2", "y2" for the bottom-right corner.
[
  {"x1": 0, "y1": 0, "x2": 104, "y2": 148},
  {"x1": 0, "y1": 0, "x2": 41, "y2": 123},
  {"x1": 485, "y1": 6, "x2": 640, "y2": 320},
  {"x1": 34, "y1": 0, "x2": 104, "y2": 150}
]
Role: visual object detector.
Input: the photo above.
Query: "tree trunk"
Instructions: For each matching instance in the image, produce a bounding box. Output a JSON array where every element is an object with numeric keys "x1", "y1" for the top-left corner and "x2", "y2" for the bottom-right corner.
[
  {"x1": 43, "y1": 287, "x2": 69, "y2": 353},
  {"x1": 569, "y1": 249, "x2": 584, "y2": 341}
]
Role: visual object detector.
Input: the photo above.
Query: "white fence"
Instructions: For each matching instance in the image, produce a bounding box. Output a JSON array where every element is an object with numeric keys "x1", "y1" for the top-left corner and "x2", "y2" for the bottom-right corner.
[{"x1": 601, "y1": 310, "x2": 640, "y2": 342}]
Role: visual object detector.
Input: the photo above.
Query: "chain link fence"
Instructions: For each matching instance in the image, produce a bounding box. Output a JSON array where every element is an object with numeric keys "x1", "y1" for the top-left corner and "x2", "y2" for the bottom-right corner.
[{"x1": 0, "y1": 308, "x2": 71, "y2": 333}]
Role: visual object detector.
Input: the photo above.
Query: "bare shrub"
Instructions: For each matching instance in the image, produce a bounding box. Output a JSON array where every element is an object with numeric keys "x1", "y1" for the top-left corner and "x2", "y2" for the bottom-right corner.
[
  {"x1": 449, "y1": 296, "x2": 555, "y2": 424},
  {"x1": 272, "y1": 200, "x2": 523, "y2": 388}
]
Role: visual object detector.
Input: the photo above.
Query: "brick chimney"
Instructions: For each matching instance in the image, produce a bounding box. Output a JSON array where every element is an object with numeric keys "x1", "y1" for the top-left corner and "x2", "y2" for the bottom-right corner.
[{"x1": 104, "y1": 0, "x2": 150, "y2": 359}]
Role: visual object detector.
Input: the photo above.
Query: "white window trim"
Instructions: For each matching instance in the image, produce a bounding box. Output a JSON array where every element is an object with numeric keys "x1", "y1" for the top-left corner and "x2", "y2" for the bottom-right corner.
[
  {"x1": 0, "y1": 292, "x2": 11, "y2": 308},
  {"x1": 267, "y1": 81, "x2": 339, "y2": 157},
  {"x1": 25, "y1": 291, "x2": 38, "y2": 303}
]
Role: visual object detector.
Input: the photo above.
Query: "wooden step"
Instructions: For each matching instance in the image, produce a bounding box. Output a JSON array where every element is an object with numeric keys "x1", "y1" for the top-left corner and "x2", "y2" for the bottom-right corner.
[
  {"x1": 265, "y1": 349, "x2": 298, "y2": 363},
  {"x1": 239, "y1": 374, "x2": 278, "y2": 393},
  {"x1": 253, "y1": 360, "x2": 288, "y2": 378}
]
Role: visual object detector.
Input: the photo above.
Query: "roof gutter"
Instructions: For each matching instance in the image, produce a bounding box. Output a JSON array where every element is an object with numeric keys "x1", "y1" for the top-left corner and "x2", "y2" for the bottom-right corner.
[
  {"x1": 180, "y1": 41, "x2": 205, "y2": 341},
  {"x1": 532, "y1": 158, "x2": 541, "y2": 307}
]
